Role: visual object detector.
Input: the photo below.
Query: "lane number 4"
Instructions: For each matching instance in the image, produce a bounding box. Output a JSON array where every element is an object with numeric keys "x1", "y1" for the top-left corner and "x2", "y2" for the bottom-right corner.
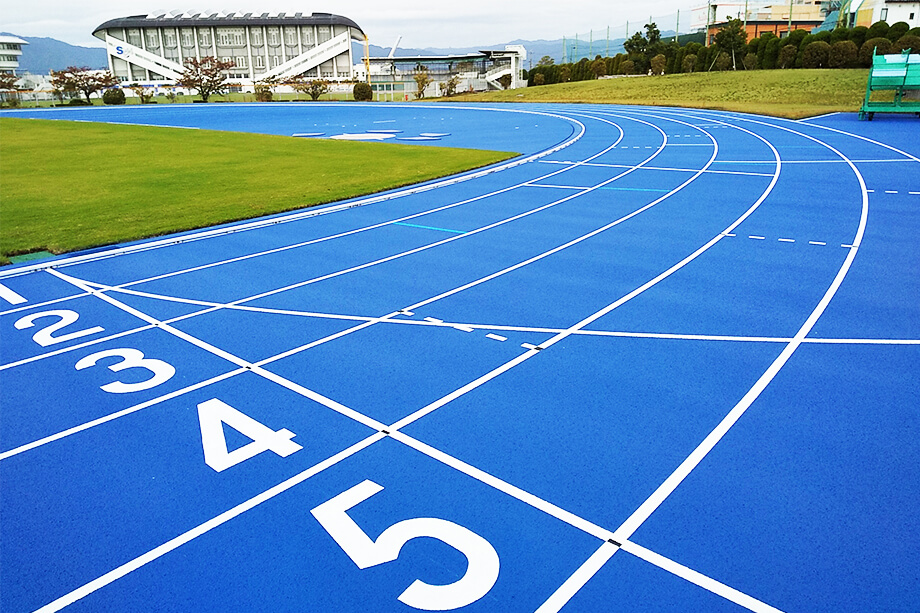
[{"x1": 312, "y1": 480, "x2": 500, "y2": 611}]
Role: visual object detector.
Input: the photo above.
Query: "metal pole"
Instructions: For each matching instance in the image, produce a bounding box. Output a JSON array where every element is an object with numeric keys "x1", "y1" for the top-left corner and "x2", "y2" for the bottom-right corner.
[
  {"x1": 675, "y1": 10, "x2": 680, "y2": 43},
  {"x1": 743, "y1": 0, "x2": 748, "y2": 31},
  {"x1": 788, "y1": 0, "x2": 793, "y2": 34},
  {"x1": 705, "y1": 1, "x2": 710, "y2": 46}
]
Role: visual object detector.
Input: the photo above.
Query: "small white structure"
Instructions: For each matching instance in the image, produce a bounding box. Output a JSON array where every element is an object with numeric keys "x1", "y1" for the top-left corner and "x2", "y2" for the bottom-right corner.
[
  {"x1": 356, "y1": 45, "x2": 527, "y2": 100},
  {"x1": 0, "y1": 35, "x2": 28, "y2": 75}
]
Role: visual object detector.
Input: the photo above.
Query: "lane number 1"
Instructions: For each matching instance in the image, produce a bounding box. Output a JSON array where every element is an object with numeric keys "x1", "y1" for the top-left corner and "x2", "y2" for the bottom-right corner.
[{"x1": 312, "y1": 480, "x2": 500, "y2": 611}]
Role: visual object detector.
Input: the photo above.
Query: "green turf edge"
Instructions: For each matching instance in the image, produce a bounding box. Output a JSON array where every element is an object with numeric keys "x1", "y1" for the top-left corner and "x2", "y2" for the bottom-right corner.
[
  {"x1": 0, "y1": 118, "x2": 517, "y2": 265},
  {"x1": 440, "y1": 69, "x2": 870, "y2": 119}
]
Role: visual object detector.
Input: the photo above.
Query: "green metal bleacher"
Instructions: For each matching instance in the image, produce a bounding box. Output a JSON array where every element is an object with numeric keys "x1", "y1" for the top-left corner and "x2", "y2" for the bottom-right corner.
[{"x1": 859, "y1": 51, "x2": 920, "y2": 120}]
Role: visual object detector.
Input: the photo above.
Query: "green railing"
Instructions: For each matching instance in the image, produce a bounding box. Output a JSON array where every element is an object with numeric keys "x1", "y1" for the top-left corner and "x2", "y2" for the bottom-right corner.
[{"x1": 859, "y1": 51, "x2": 920, "y2": 120}]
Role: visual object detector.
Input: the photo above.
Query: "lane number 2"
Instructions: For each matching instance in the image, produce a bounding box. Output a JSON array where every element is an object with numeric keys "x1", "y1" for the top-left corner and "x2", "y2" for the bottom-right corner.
[
  {"x1": 14, "y1": 309, "x2": 105, "y2": 347},
  {"x1": 312, "y1": 480, "x2": 500, "y2": 611}
]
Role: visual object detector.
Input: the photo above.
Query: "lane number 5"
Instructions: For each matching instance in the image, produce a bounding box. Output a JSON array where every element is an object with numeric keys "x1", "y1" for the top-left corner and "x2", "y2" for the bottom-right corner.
[{"x1": 311, "y1": 480, "x2": 500, "y2": 611}]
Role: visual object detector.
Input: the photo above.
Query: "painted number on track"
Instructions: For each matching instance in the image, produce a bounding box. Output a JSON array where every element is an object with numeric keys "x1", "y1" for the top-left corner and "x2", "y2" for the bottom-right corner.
[{"x1": 312, "y1": 480, "x2": 500, "y2": 610}]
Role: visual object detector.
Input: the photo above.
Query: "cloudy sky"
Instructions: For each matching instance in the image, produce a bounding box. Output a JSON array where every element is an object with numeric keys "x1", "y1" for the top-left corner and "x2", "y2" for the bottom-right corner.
[{"x1": 1, "y1": 0, "x2": 701, "y2": 49}]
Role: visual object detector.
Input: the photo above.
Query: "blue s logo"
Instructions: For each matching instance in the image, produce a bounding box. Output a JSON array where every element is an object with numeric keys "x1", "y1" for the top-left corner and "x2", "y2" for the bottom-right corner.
[{"x1": 116, "y1": 46, "x2": 124, "y2": 54}]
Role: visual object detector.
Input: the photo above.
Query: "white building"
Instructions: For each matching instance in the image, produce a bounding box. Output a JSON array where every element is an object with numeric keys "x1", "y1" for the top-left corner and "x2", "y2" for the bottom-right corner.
[
  {"x1": 355, "y1": 45, "x2": 528, "y2": 100},
  {"x1": 0, "y1": 35, "x2": 28, "y2": 75},
  {"x1": 92, "y1": 11, "x2": 366, "y2": 87},
  {"x1": 851, "y1": 0, "x2": 920, "y2": 27}
]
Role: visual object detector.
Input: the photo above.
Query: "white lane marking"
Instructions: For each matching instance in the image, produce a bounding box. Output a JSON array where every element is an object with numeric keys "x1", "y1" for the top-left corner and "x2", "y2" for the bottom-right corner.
[
  {"x1": 485, "y1": 333, "x2": 507, "y2": 342},
  {"x1": 910, "y1": 191, "x2": 920, "y2": 195},
  {"x1": 609, "y1": 108, "x2": 869, "y2": 547},
  {"x1": 723, "y1": 233, "x2": 736, "y2": 237},
  {"x1": 808, "y1": 241, "x2": 826, "y2": 246},
  {"x1": 399, "y1": 309, "x2": 414, "y2": 316},
  {"x1": 0, "y1": 282, "x2": 27, "y2": 305},
  {"x1": 748, "y1": 235, "x2": 766, "y2": 240},
  {"x1": 452, "y1": 324, "x2": 475, "y2": 333},
  {"x1": 885, "y1": 190, "x2": 898, "y2": 194},
  {"x1": 778, "y1": 238, "x2": 795, "y2": 243},
  {"x1": 33, "y1": 433, "x2": 385, "y2": 613},
  {"x1": 620, "y1": 541, "x2": 785, "y2": 613},
  {"x1": 867, "y1": 189, "x2": 875, "y2": 192},
  {"x1": 521, "y1": 343, "x2": 538, "y2": 350},
  {"x1": 47, "y1": 269, "x2": 388, "y2": 432},
  {"x1": 0, "y1": 108, "x2": 589, "y2": 280},
  {"x1": 527, "y1": 184, "x2": 590, "y2": 190},
  {"x1": 0, "y1": 323, "x2": 157, "y2": 371},
  {"x1": 535, "y1": 542, "x2": 619, "y2": 613},
  {"x1": 0, "y1": 292, "x2": 85, "y2": 317},
  {"x1": 390, "y1": 431, "x2": 613, "y2": 540},
  {"x1": 423, "y1": 317, "x2": 443, "y2": 324},
  {"x1": 0, "y1": 369, "x2": 244, "y2": 461}
]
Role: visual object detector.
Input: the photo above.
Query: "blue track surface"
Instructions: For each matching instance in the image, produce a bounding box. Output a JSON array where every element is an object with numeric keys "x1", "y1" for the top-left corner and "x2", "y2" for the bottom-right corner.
[{"x1": 1, "y1": 104, "x2": 918, "y2": 613}]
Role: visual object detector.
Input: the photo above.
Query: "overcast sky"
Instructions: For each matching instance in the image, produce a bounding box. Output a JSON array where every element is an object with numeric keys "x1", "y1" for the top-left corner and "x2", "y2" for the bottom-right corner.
[{"x1": 1, "y1": 0, "x2": 701, "y2": 49}]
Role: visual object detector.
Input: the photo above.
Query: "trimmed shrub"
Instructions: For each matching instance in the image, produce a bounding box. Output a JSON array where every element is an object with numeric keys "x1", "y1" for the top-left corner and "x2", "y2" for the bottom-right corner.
[
  {"x1": 67, "y1": 98, "x2": 90, "y2": 105},
  {"x1": 650, "y1": 54, "x2": 666, "y2": 75},
  {"x1": 893, "y1": 34, "x2": 920, "y2": 53},
  {"x1": 828, "y1": 40, "x2": 859, "y2": 68},
  {"x1": 714, "y1": 52, "x2": 732, "y2": 71},
  {"x1": 859, "y1": 37, "x2": 893, "y2": 66},
  {"x1": 742, "y1": 52, "x2": 757, "y2": 70},
  {"x1": 353, "y1": 82, "x2": 372, "y2": 101},
  {"x1": 802, "y1": 41, "x2": 831, "y2": 68},
  {"x1": 887, "y1": 21, "x2": 911, "y2": 42},
  {"x1": 778, "y1": 44, "x2": 798, "y2": 68},
  {"x1": 618, "y1": 60, "x2": 635, "y2": 75},
  {"x1": 102, "y1": 88, "x2": 126, "y2": 105},
  {"x1": 681, "y1": 53, "x2": 698, "y2": 73},
  {"x1": 866, "y1": 20, "x2": 890, "y2": 40}
]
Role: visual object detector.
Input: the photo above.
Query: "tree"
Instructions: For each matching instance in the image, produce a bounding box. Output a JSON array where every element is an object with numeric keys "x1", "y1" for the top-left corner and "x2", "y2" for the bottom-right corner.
[
  {"x1": 128, "y1": 83, "x2": 154, "y2": 103},
  {"x1": 439, "y1": 74, "x2": 460, "y2": 96},
  {"x1": 254, "y1": 75, "x2": 280, "y2": 101},
  {"x1": 893, "y1": 34, "x2": 920, "y2": 53},
  {"x1": 353, "y1": 82, "x2": 373, "y2": 101},
  {"x1": 778, "y1": 44, "x2": 798, "y2": 68},
  {"x1": 414, "y1": 68, "x2": 432, "y2": 99},
  {"x1": 650, "y1": 54, "x2": 667, "y2": 75},
  {"x1": 177, "y1": 56, "x2": 234, "y2": 102},
  {"x1": 0, "y1": 72, "x2": 21, "y2": 106},
  {"x1": 537, "y1": 55, "x2": 555, "y2": 66},
  {"x1": 645, "y1": 22, "x2": 662, "y2": 46},
  {"x1": 802, "y1": 41, "x2": 831, "y2": 68},
  {"x1": 50, "y1": 66, "x2": 118, "y2": 104},
  {"x1": 497, "y1": 73, "x2": 513, "y2": 89},
  {"x1": 623, "y1": 31, "x2": 648, "y2": 57},
  {"x1": 533, "y1": 73, "x2": 545, "y2": 86},
  {"x1": 289, "y1": 76, "x2": 329, "y2": 100},
  {"x1": 828, "y1": 40, "x2": 858, "y2": 68},
  {"x1": 590, "y1": 58, "x2": 607, "y2": 78},
  {"x1": 681, "y1": 54, "x2": 698, "y2": 73},
  {"x1": 714, "y1": 18, "x2": 748, "y2": 70},
  {"x1": 859, "y1": 37, "x2": 892, "y2": 67},
  {"x1": 742, "y1": 53, "x2": 758, "y2": 70},
  {"x1": 618, "y1": 60, "x2": 635, "y2": 75}
]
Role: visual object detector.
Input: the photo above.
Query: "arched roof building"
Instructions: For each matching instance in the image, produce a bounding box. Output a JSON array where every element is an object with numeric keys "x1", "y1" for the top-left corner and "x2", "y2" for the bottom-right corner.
[{"x1": 92, "y1": 11, "x2": 365, "y2": 85}]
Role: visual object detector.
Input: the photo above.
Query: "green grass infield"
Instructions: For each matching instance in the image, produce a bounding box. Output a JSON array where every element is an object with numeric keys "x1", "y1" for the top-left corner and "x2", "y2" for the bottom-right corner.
[
  {"x1": 447, "y1": 69, "x2": 870, "y2": 119},
  {"x1": 0, "y1": 118, "x2": 515, "y2": 264}
]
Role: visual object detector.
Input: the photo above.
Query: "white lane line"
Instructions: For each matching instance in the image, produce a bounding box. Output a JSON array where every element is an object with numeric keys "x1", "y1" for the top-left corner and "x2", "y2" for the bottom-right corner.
[
  {"x1": 452, "y1": 324, "x2": 475, "y2": 332},
  {"x1": 521, "y1": 342, "x2": 538, "y2": 350},
  {"x1": 535, "y1": 542, "x2": 619, "y2": 613},
  {"x1": 808, "y1": 241, "x2": 826, "y2": 246},
  {"x1": 423, "y1": 316, "x2": 443, "y2": 323},
  {"x1": 485, "y1": 333, "x2": 507, "y2": 342},
  {"x1": 867, "y1": 189, "x2": 875, "y2": 192},
  {"x1": 910, "y1": 191, "x2": 920, "y2": 195},
  {"x1": 47, "y1": 269, "x2": 388, "y2": 433},
  {"x1": 538, "y1": 159, "x2": 776, "y2": 178},
  {"x1": 885, "y1": 190, "x2": 898, "y2": 194},
  {"x1": 33, "y1": 433, "x2": 385, "y2": 613},
  {"x1": 527, "y1": 184, "x2": 591, "y2": 190},
  {"x1": 609, "y1": 108, "x2": 869, "y2": 547},
  {"x1": 0, "y1": 108, "x2": 589, "y2": 281},
  {"x1": 723, "y1": 233, "x2": 736, "y2": 237},
  {"x1": 0, "y1": 292, "x2": 86, "y2": 317},
  {"x1": 0, "y1": 323, "x2": 156, "y2": 371},
  {"x1": 778, "y1": 238, "x2": 795, "y2": 243},
  {"x1": 619, "y1": 541, "x2": 785, "y2": 613},
  {"x1": 748, "y1": 235, "x2": 766, "y2": 240},
  {"x1": 390, "y1": 431, "x2": 613, "y2": 540},
  {"x1": 399, "y1": 309, "x2": 414, "y2": 316},
  {"x1": 0, "y1": 282, "x2": 27, "y2": 305},
  {"x1": 0, "y1": 368, "x2": 244, "y2": 461}
]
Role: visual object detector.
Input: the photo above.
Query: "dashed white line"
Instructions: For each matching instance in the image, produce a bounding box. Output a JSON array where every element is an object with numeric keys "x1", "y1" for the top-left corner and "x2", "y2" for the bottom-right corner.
[
  {"x1": 808, "y1": 241, "x2": 827, "y2": 246},
  {"x1": 485, "y1": 333, "x2": 507, "y2": 342},
  {"x1": 885, "y1": 190, "x2": 898, "y2": 194},
  {"x1": 452, "y1": 324, "x2": 475, "y2": 333},
  {"x1": 521, "y1": 343, "x2": 538, "y2": 350},
  {"x1": 748, "y1": 235, "x2": 766, "y2": 240},
  {"x1": 423, "y1": 316, "x2": 443, "y2": 324},
  {"x1": 778, "y1": 238, "x2": 795, "y2": 243}
]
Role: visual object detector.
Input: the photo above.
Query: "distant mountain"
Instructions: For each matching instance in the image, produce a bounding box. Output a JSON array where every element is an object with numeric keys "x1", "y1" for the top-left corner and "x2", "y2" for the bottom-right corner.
[{"x1": 1, "y1": 33, "x2": 107, "y2": 74}]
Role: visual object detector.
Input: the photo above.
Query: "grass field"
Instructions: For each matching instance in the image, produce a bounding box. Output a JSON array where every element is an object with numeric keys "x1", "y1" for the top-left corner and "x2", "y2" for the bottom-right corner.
[
  {"x1": 0, "y1": 118, "x2": 514, "y2": 264},
  {"x1": 447, "y1": 69, "x2": 871, "y2": 118}
]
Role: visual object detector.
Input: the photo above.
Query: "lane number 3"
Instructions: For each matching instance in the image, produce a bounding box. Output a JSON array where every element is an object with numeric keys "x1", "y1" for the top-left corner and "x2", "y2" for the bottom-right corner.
[{"x1": 312, "y1": 480, "x2": 500, "y2": 611}]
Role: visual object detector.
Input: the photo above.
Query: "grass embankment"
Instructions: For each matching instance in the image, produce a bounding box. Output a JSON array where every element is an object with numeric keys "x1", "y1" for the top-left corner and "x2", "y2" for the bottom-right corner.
[
  {"x1": 0, "y1": 118, "x2": 514, "y2": 264},
  {"x1": 448, "y1": 69, "x2": 870, "y2": 119}
]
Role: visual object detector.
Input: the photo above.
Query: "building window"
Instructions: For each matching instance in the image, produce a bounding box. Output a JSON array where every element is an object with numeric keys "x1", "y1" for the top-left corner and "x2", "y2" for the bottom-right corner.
[
  {"x1": 234, "y1": 56, "x2": 247, "y2": 68},
  {"x1": 284, "y1": 28, "x2": 297, "y2": 46},
  {"x1": 164, "y1": 31, "x2": 177, "y2": 47},
  {"x1": 267, "y1": 28, "x2": 279, "y2": 45},
  {"x1": 880, "y1": 7, "x2": 888, "y2": 20},
  {"x1": 217, "y1": 28, "x2": 244, "y2": 46},
  {"x1": 271, "y1": 55, "x2": 282, "y2": 67},
  {"x1": 126, "y1": 29, "x2": 141, "y2": 46},
  {"x1": 910, "y1": 12, "x2": 915, "y2": 20},
  {"x1": 254, "y1": 55, "x2": 265, "y2": 68},
  {"x1": 302, "y1": 27, "x2": 314, "y2": 45},
  {"x1": 145, "y1": 30, "x2": 159, "y2": 48},
  {"x1": 199, "y1": 31, "x2": 211, "y2": 47},
  {"x1": 318, "y1": 26, "x2": 330, "y2": 43},
  {"x1": 250, "y1": 29, "x2": 263, "y2": 45},
  {"x1": 181, "y1": 29, "x2": 194, "y2": 47}
]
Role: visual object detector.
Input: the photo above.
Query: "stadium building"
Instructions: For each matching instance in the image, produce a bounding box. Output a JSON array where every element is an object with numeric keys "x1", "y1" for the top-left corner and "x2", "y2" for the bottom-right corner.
[
  {"x1": 92, "y1": 11, "x2": 366, "y2": 85},
  {"x1": 0, "y1": 35, "x2": 28, "y2": 75}
]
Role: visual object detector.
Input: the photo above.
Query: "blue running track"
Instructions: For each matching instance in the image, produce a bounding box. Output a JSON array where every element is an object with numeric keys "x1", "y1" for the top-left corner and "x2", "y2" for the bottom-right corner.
[{"x1": 1, "y1": 103, "x2": 918, "y2": 613}]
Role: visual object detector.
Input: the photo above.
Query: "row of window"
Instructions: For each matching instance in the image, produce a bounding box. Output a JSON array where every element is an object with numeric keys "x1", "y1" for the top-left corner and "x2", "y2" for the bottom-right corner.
[
  {"x1": 123, "y1": 26, "x2": 335, "y2": 50},
  {"x1": 0, "y1": 43, "x2": 22, "y2": 51},
  {"x1": 0, "y1": 54, "x2": 19, "y2": 62}
]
